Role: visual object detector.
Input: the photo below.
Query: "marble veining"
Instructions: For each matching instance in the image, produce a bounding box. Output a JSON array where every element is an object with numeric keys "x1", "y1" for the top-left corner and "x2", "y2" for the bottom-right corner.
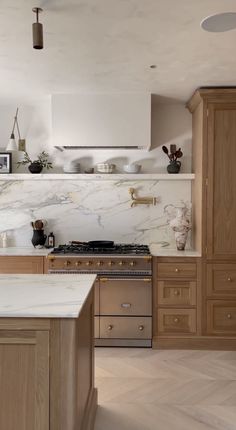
[
  {"x1": 0, "y1": 179, "x2": 191, "y2": 247},
  {"x1": 149, "y1": 245, "x2": 201, "y2": 257},
  {"x1": 0, "y1": 274, "x2": 96, "y2": 318},
  {"x1": 0, "y1": 247, "x2": 51, "y2": 256}
]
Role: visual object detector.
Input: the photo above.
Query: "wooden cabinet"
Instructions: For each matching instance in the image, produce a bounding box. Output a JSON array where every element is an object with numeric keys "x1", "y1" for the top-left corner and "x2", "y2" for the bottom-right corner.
[
  {"x1": 153, "y1": 257, "x2": 199, "y2": 347},
  {"x1": 0, "y1": 256, "x2": 44, "y2": 274},
  {"x1": 187, "y1": 88, "x2": 236, "y2": 349},
  {"x1": 0, "y1": 288, "x2": 96, "y2": 430}
]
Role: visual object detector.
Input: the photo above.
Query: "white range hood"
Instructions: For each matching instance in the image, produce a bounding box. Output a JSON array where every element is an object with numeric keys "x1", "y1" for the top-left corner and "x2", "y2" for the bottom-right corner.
[{"x1": 51, "y1": 93, "x2": 151, "y2": 150}]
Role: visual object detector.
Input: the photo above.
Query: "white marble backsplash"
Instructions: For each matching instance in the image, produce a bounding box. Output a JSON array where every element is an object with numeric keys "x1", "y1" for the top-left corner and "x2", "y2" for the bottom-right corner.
[{"x1": 0, "y1": 179, "x2": 191, "y2": 247}]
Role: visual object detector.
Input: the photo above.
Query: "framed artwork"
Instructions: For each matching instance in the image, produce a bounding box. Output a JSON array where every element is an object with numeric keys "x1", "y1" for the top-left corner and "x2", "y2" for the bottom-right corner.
[{"x1": 0, "y1": 152, "x2": 12, "y2": 173}]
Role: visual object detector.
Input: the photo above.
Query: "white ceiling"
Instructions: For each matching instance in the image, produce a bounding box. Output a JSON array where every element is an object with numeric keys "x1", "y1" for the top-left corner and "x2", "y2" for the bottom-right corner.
[{"x1": 1, "y1": 0, "x2": 236, "y2": 102}]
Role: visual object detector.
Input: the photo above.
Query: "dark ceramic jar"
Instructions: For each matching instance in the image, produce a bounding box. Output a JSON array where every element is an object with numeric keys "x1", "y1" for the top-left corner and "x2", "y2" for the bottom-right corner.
[
  {"x1": 31, "y1": 230, "x2": 47, "y2": 247},
  {"x1": 167, "y1": 160, "x2": 181, "y2": 174},
  {"x1": 28, "y1": 162, "x2": 43, "y2": 174}
]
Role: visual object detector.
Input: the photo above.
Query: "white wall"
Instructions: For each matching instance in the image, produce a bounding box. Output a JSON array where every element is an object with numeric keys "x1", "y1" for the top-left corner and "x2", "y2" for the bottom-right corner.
[{"x1": 0, "y1": 96, "x2": 192, "y2": 173}]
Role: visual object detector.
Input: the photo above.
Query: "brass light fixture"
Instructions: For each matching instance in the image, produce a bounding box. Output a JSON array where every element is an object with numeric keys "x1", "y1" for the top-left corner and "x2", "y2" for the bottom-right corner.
[
  {"x1": 32, "y1": 7, "x2": 44, "y2": 49},
  {"x1": 6, "y1": 108, "x2": 26, "y2": 152}
]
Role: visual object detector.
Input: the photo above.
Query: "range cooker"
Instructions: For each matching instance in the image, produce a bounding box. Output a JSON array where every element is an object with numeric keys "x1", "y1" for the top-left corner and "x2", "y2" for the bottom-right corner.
[{"x1": 47, "y1": 242, "x2": 152, "y2": 347}]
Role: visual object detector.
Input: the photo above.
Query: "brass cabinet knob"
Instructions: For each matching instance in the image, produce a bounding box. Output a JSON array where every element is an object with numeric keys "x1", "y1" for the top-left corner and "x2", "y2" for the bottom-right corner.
[
  {"x1": 227, "y1": 277, "x2": 232, "y2": 282},
  {"x1": 138, "y1": 325, "x2": 144, "y2": 331},
  {"x1": 64, "y1": 260, "x2": 70, "y2": 267},
  {"x1": 75, "y1": 261, "x2": 81, "y2": 267},
  {"x1": 175, "y1": 268, "x2": 179, "y2": 273},
  {"x1": 108, "y1": 261, "x2": 114, "y2": 266},
  {"x1": 174, "y1": 317, "x2": 179, "y2": 323},
  {"x1": 174, "y1": 290, "x2": 180, "y2": 296},
  {"x1": 108, "y1": 325, "x2": 113, "y2": 331},
  {"x1": 118, "y1": 261, "x2": 124, "y2": 266},
  {"x1": 129, "y1": 261, "x2": 136, "y2": 267},
  {"x1": 86, "y1": 261, "x2": 92, "y2": 266},
  {"x1": 97, "y1": 261, "x2": 103, "y2": 266},
  {"x1": 227, "y1": 314, "x2": 232, "y2": 319}
]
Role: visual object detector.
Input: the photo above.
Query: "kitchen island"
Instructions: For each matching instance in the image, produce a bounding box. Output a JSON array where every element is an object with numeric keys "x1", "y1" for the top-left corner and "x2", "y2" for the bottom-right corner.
[{"x1": 0, "y1": 274, "x2": 97, "y2": 430}]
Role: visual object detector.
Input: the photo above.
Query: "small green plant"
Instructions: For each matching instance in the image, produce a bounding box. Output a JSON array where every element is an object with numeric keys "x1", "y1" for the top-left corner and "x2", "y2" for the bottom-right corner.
[{"x1": 17, "y1": 151, "x2": 53, "y2": 170}]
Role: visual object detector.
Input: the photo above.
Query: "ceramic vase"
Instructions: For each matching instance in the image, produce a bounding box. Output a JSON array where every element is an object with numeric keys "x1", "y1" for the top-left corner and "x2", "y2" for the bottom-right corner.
[
  {"x1": 28, "y1": 162, "x2": 43, "y2": 174},
  {"x1": 168, "y1": 206, "x2": 191, "y2": 251},
  {"x1": 167, "y1": 160, "x2": 181, "y2": 174}
]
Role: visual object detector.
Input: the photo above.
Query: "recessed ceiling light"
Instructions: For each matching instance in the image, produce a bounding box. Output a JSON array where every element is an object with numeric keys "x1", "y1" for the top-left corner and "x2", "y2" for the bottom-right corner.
[
  {"x1": 150, "y1": 65, "x2": 157, "y2": 69},
  {"x1": 201, "y1": 12, "x2": 236, "y2": 32}
]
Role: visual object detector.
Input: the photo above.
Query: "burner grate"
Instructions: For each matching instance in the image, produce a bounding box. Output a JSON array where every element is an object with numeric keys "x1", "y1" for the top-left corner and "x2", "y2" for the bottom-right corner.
[{"x1": 51, "y1": 243, "x2": 150, "y2": 255}]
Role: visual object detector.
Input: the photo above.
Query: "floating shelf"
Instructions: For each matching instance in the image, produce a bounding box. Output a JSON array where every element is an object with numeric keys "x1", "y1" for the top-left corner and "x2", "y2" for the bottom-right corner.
[{"x1": 0, "y1": 173, "x2": 195, "y2": 181}]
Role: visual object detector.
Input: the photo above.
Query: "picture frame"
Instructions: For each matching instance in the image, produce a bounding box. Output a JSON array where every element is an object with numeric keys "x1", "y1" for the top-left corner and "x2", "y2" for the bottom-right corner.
[{"x1": 0, "y1": 152, "x2": 12, "y2": 173}]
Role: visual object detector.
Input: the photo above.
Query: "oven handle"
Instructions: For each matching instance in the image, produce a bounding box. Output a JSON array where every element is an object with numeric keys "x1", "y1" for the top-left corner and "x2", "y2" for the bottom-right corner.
[{"x1": 99, "y1": 277, "x2": 152, "y2": 282}]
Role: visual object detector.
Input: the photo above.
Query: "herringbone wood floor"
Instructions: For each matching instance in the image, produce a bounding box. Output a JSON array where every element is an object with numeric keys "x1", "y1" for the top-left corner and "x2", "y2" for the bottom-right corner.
[{"x1": 94, "y1": 348, "x2": 236, "y2": 430}]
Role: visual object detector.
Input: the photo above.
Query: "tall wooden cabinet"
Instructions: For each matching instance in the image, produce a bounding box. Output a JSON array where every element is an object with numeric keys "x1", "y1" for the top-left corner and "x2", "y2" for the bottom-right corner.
[{"x1": 187, "y1": 88, "x2": 236, "y2": 348}]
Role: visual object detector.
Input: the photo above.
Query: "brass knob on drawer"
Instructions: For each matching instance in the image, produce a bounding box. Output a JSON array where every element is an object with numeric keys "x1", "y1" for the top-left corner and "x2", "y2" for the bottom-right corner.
[
  {"x1": 118, "y1": 261, "x2": 124, "y2": 266},
  {"x1": 174, "y1": 290, "x2": 180, "y2": 296},
  {"x1": 86, "y1": 261, "x2": 92, "y2": 266},
  {"x1": 175, "y1": 268, "x2": 179, "y2": 273},
  {"x1": 75, "y1": 261, "x2": 81, "y2": 267},
  {"x1": 138, "y1": 325, "x2": 144, "y2": 331},
  {"x1": 227, "y1": 277, "x2": 232, "y2": 282},
  {"x1": 227, "y1": 314, "x2": 232, "y2": 319},
  {"x1": 108, "y1": 261, "x2": 114, "y2": 266},
  {"x1": 108, "y1": 325, "x2": 113, "y2": 331},
  {"x1": 129, "y1": 261, "x2": 136, "y2": 267},
  {"x1": 64, "y1": 260, "x2": 70, "y2": 267},
  {"x1": 174, "y1": 318, "x2": 179, "y2": 323},
  {"x1": 97, "y1": 261, "x2": 103, "y2": 266}
]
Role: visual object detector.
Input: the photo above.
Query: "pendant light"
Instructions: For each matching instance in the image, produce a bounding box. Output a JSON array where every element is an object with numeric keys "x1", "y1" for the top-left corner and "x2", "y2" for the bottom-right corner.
[
  {"x1": 6, "y1": 108, "x2": 26, "y2": 152},
  {"x1": 32, "y1": 7, "x2": 43, "y2": 49}
]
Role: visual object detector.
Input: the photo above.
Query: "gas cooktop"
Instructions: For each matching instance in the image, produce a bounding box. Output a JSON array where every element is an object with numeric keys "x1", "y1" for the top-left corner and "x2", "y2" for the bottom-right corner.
[{"x1": 51, "y1": 243, "x2": 150, "y2": 256}]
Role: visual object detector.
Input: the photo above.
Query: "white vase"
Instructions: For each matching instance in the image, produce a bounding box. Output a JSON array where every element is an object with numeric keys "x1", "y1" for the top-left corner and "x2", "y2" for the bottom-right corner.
[{"x1": 168, "y1": 206, "x2": 191, "y2": 251}]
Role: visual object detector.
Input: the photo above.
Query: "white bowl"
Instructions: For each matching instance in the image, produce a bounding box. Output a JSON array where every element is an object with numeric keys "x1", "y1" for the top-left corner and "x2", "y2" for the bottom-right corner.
[
  {"x1": 123, "y1": 164, "x2": 141, "y2": 173},
  {"x1": 96, "y1": 163, "x2": 116, "y2": 173}
]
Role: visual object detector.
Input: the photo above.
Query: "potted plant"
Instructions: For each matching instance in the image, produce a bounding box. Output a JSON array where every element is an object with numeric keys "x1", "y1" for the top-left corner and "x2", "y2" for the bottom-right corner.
[
  {"x1": 17, "y1": 151, "x2": 53, "y2": 174},
  {"x1": 162, "y1": 145, "x2": 183, "y2": 173}
]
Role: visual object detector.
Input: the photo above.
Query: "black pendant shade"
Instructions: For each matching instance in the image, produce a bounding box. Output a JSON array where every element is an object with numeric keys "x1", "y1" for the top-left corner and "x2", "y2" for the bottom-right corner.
[{"x1": 32, "y1": 7, "x2": 43, "y2": 50}]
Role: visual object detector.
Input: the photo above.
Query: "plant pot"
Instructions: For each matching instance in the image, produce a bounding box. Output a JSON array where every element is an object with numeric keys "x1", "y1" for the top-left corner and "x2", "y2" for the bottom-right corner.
[
  {"x1": 28, "y1": 162, "x2": 43, "y2": 174},
  {"x1": 167, "y1": 160, "x2": 181, "y2": 174}
]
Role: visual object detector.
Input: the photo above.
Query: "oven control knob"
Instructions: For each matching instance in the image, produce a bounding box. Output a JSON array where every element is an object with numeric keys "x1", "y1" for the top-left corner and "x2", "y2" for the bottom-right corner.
[
  {"x1": 86, "y1": 261, "x2": 92, "y2": 266},
  {"x1": 129, "y1": 261, "x2": 136, "y2": 267},
  {"x1": 64, "y1": 260, "x2": 70, "y2": 267},
  {"x1": 97, "y1": 261, "x2": 103, "y2": 266},
  {"x1": 75, "y1": 261, "x2": 81, "y2": 267},
  {"x1": 108, "y1": 261, "x2": 114, "y2": 266},
  {"x1": 118, "y1": 261, "x2": 125, "y2": 266}
]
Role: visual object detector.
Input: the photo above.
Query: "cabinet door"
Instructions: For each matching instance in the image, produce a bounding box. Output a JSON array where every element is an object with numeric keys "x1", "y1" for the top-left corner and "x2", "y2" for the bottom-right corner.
[
  {"x1": 0, "y1": 256, "x2": 44, "y2": 273},
  {"x1": 0, "y1": 330, "x2": 49, "y2": 430},
  {"x1": 207, "y1": 103, "x2": 236, "y2": 259}
]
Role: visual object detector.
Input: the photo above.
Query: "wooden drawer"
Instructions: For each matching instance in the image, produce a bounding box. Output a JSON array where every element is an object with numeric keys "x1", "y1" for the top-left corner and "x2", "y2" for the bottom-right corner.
[
  {"x1": 157, "y1": 263, "x2": 197, "y2": 279},
  {"x1": 157, "y1": 280, "x2": 196, "y2": 306},
  {"x1": 157, "y1": 309, "x2": 196, "y2": 334},
  {"x1": 94, "y1": 317, "x2": 99, "y2": 338},
  {"x1": 207, "y1": 301, "x2": 236, "y2": 334},
  {"x1": 100, "y1": 316, "x2": 152, "y2": 339},
  {"x1": 100, "y1": 278, "x2": 152, "y2": 316},
  {"x1": 0, "y1": 256, "x2": 44, "y2": 274},
  {"x1": 207, "y1": 264, "x2": 236, "y2": 297}
]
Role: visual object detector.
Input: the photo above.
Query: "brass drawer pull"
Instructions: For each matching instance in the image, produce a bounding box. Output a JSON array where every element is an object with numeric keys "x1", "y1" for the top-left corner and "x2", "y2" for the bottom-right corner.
[
  {"x1": 174, "y1": 290, "x2": 180, "y2": 296},
  {"x1": 227, "y1": 277, "x2": 232, "y2": 282},
  {"x1": 107, "y1": 325, "x2": 113, "y2": 331},
  {"x1": 138, "y1": 325, "x2": 144, "y2": 331},
  {"x1": 227, "y1": 314, "x2": 232, "y2": 319},
  {"x1": 121, "y1": 303, "x2": 131, "y2": 308},
  {"x1": 174, "y1": 317, "x2": 179, "y2": 323},
  {"x1": 175, "y1": 268, "x2": 179, "y2": 273}
]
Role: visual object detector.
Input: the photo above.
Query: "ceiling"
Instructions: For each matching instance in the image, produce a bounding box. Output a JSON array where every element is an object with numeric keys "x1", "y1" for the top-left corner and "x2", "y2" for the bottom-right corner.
[{"x1": 1, "y1": 0, "x2": 236, "y2": 102}]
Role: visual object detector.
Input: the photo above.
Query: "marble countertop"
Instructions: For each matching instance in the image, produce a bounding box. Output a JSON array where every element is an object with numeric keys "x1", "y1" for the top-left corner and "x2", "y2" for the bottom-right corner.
[
  {"x1": 149, "y1": 245, "x2": 201, "y2": 257},
  {"x1": 0, "y1": 247, "x2": 51, "y2": 256},
  {"x1": 0, "y1": 274, "x2": 96, "y2": 318}
]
